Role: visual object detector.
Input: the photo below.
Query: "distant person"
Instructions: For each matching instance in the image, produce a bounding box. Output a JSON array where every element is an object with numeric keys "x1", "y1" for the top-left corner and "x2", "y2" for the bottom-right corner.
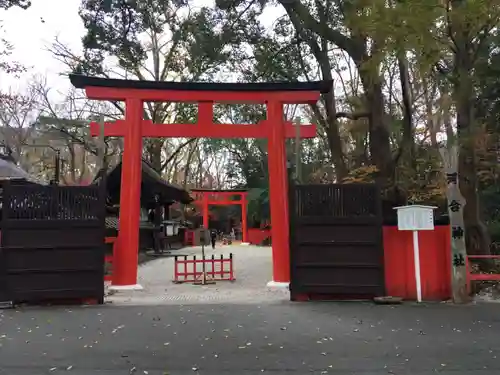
[{"x1": 210, "y1": 228, "x2": 217, "y2": 249}]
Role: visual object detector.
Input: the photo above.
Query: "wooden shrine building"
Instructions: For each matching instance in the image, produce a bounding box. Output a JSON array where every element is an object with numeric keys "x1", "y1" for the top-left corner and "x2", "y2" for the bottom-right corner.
[{"x1": 93, "y1": 159, "x2": 191, "y2": 251}]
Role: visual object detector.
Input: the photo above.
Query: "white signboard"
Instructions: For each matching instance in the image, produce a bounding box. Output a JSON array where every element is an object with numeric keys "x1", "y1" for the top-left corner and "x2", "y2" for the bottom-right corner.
[
  {"x1": 394, "y1": 205, "x2": 436, "y2": 231},
  {"x1": 394, "y1": 205, "x2": 437, "y2": 303}
]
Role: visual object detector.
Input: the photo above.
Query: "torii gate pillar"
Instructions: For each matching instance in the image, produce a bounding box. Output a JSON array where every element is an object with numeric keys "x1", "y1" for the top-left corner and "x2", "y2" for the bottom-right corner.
[{"x1": 266, "y1": 101, "x2": 289, "y2": 287}]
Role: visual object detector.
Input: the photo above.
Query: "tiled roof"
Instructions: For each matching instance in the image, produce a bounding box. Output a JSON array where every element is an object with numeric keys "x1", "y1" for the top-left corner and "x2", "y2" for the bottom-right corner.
[
  {"x1": 0, "y1": 156, "x2": 43, "y2": 184},
  {"x1": 105, "y1": 216, "x2": 119, "y2": 229},
  {"x1": 105, "y1": 216, "x2": 157, "y2": 230},
  {"x1": 93, "y1": 159, "x2": 192, "y2": 204}
]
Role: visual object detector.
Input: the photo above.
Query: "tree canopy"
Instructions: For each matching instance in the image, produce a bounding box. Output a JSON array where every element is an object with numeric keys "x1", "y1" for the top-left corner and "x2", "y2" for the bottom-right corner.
[{"x1": 1, "y1": 0, "x2": 500, "y2": 253}]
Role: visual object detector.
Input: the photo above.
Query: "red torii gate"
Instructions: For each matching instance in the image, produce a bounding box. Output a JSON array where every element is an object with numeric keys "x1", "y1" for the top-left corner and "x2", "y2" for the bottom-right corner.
[
  {"x1": 191, "y1": 189, "x2": 249, "y2": 243},
  {"x1": 70, "y1": 75, "x2": 330, "y2": 289}
]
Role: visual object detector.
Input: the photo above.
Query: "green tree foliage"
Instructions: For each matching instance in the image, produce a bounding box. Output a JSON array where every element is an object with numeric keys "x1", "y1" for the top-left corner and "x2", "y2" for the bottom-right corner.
[
  {"x1": 474, "y1": 31, "x2": 500, "y2": 245},
  {"x1": 74, "y1": 0, "x2": 249, "y2": 172},
  {"x1": 212, "y1": 0, "x2": 500, "y2": 252},
  {"x1": 78, "y1": 0, "x2": 237, "y2": 78},
  {"x1": 48, "y1": 0, "x2": 500, "y2": 246},
  {"x1": 0, "y1": 0, "x2": 31, "y2": 9},
  {"x1": 475, "y1": 32, "x2": 500, "y2": 133}
]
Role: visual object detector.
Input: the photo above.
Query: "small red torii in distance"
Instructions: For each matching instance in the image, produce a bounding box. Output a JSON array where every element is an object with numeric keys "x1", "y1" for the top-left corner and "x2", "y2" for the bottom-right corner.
[
  {"x1": 71, "y1": 74, "x2": 330, "y2": 289},
  {"x1": 190, "y1": 189, "x2": 249, "y2": 243}
]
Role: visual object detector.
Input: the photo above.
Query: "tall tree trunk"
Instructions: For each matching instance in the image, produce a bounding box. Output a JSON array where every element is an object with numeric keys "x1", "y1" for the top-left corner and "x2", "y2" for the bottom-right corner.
[
  {"x1": 286, "y1": 9, "x2": 348, "y2": 181},
  {"x1": 310, "y1": 102, "x2": 348, "y2": 180},
  {"x1": 455, "y1": 81, "x2": 490, "y2": 255},
  {"x1": 149, "y1": 140, "x2": 163, "y2": 173},
  {"x1": 361, "y1": 77, "x2": 394, "y2": 177},
  {"x1": 397, "y1": 53, "x2": 413, "y2": 161},
  {"x1": 453, "y1": 23, "x2": 490, "y2": 255},
  {"x1": 180, "y1": 141, "x2": 197, "y2": 220},
  {"x1": 438, "y1": 87, "x2": 455, "y2": 143},
  {"x1": 280, "y1": 1, "x2": 394, "y2": 178},
  {"x1": 423, "y1": 77, "x2": 439, "y2": 147},
  {"x1": 323, "y1": 90, "x2": 348, "y2": 181},
  {"x1": 183, "y1": 140, "x2": 198, "y2": 189}
]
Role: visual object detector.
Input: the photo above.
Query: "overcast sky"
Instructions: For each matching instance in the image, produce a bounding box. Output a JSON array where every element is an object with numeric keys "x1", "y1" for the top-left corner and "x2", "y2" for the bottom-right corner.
[
  {"x1": 0, "y1": 0, "x2": 282, "y2": 95},
  {"x1": 0, "y1": 0, "x2": 83, "y2": 92}
]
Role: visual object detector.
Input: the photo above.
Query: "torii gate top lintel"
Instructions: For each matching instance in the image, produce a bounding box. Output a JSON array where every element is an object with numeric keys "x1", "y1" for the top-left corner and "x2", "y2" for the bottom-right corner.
[
  {"x1": 191, "y1": 188, "x2": 248, "y2": 199},
  {"x1": 69, "y1": 74, "x2": 332, "y2": 103},
  {"x1": 191, "y1": 189, "x2": 248, "y2": 205},
  {"x1": 71, "y1": 75, "x2": 329, "y2": 139}
]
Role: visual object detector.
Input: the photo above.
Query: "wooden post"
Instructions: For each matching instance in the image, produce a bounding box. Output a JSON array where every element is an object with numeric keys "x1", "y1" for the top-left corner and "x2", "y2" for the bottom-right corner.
[
  {"x1": 202, "y1": 193, "x2": 209, "y2": 229},
  {"x1": 439, "y1": 145, "x2": 469, "y2": 303},
  {"x1": 98, "y1": 114, "x2": 105, "y2": 172},
  {"x1": 294, "y1": 118, "x2": 301, "y2": 183},
  {"x1": 241, "y1": 193, "x2": 248, "y2": 243}
]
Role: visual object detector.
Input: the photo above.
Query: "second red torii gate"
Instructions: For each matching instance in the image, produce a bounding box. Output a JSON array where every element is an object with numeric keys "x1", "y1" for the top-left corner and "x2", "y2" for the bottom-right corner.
[
  {"x1": 70, "y1": 74, "x2": 330, "y2": 289},
  {"x1": 191, "y1": 189, "x2": 249, "y2": 243}
]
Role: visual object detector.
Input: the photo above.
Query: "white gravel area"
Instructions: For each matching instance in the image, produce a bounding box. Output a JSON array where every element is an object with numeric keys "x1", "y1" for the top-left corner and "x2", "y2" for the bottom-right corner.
[{"x1": 105, "y1": 244, "x2": 290, "y2": 305}]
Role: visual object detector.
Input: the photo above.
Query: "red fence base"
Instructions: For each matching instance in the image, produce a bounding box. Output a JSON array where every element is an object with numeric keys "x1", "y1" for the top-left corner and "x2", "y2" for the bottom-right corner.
[
  {"x1": 466, "y1": 255, "x2": 500, "y2": 294},
  {"x1": 383, "y1": 225, "x2": 451, "y2": 301},
  {"x1": 174, "y1": 254, "x2": 235, "y2": 283},
  {"x1": 248, "y1": 228, "x2": 271, "y2": 245}
]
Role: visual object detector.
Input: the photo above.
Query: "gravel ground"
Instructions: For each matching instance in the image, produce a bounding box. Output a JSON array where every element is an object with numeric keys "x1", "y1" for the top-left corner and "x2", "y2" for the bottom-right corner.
[{"x1": 106, "y1": 244, "x2": 289, "y2": 305}]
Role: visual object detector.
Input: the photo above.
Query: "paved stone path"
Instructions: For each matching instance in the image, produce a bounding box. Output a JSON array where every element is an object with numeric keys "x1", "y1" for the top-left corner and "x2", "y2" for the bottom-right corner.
[
  {"x1": 2, "y1": 302, "x2": 500, "y2": 374},
  {"x1": 4, "y1": 245, "x2": 500, "y2": 374},
  {"x1": 107, "y1": 245, "x2": 289, "y2": 305}
]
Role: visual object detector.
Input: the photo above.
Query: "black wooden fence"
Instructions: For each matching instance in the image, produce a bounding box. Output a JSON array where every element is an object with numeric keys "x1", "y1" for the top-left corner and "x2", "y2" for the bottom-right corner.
[
  {"x1": 289, "y1": 183, "x2": 385, "y2": 300},
  {"x1": 0, "y1": 183, "x2": 106, "y2": 305}
]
